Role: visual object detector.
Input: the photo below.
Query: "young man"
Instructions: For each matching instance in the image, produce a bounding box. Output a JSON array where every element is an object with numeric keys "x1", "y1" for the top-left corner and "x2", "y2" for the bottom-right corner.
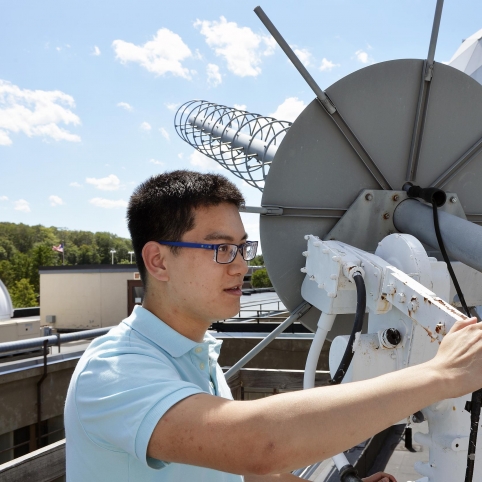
[{"x1": 65, "y1": 170, "x2": 482, "y2": 482}]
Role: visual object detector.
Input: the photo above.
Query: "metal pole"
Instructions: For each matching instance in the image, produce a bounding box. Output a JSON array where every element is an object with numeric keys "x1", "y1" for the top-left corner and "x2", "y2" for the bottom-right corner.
[
  {"x1": 406, "y1": 0, "x2": 445, "y2": 182},
  {"x1": 426, "y1": 0, "x2": 444, "y2": 67},
  {"x1": 253, "y1": 7, "x2": 391, "y2": 191},
  {"x1": 253, "y1": 6, "x2": 336, "y2": 114},
  {"x1": 36, "y1": 340, "x2": 48, "y2": 448},
  {"x1": 393, "y1": 199, "x2": 482, "y2": 273},
  {"x1": 0, "y1": 326, "x2": 112, "y2": 354},
  {"x1": 224, "y1": 301, "x2": 311, "y2": 380}
]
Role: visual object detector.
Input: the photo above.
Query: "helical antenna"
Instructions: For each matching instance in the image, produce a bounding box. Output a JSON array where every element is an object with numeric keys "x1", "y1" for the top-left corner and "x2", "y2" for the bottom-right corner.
[{"x1": 174, "y1": 100, "x2": 292, "y2": 192}]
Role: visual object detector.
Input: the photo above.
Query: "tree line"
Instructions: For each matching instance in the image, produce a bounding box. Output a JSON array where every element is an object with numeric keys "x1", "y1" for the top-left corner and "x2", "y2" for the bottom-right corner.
[{"x1": 0, "y1": 222, "x2": 133, "y2": 308}]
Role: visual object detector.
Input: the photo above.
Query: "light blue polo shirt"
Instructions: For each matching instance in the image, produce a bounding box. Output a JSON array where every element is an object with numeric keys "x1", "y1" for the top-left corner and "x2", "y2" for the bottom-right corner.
[{"x1": 64, "y1": 305, "x2": 244, "y2": 482}]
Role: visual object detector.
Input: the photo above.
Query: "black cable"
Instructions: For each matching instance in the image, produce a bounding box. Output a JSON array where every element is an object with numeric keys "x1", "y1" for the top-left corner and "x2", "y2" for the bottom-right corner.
[
  {"x1": 330, "y1": 272, "x2": 366, "y2": 385},
  {"x1": 327, "y1": 272, "x2": 365, "y2": 482},
  {"x1": 431, "y1": 201, "x2": 480, "y2": 482},
  {"x1": 431, "y1": 202, "x2": 470, "y2": 316}
]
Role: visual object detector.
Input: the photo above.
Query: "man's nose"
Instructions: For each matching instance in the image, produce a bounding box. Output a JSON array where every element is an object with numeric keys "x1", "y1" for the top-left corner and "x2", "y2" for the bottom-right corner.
[{"x1": 229, "y1": 249, "x2": 249, "y2": 275}]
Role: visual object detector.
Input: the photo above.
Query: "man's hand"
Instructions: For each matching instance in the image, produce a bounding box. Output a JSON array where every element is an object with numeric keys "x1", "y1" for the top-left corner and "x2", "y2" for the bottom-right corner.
[
  {"x1": 363, "y1": 472, "x2": 397, "y2": 482},
  {"x1": 429, "y1": 317, "x2": 482, "y2": 398}
]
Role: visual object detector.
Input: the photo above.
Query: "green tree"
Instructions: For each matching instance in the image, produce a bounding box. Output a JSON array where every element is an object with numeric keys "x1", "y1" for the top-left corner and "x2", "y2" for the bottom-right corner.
[
  {"x1": 67, "y1": 230, "x2": 95, "y2": 247},
  {"x1": 0, "y1": 222, "x2": 133, "y2": 275},
  {"x1": 77, "y1": 244, "x2": 101, "y2": 264},
  {"x1": 94, "y1": 232, "x2": 116, "y2": 264},
  {"x1": 251, "y1": 268, "x2": 272, "y2": 288},
  {"x1": 10, "y1": 278, "x2": 37, "y2": 308},
  {"x1": 0, "y1": 237, "x2": 17, "y2": 260},
  {"x1": 249, "y1": 255, "x2": 264, "y2": 266},
  {"x1": 30, "y1": 244, "x2": 58, "y2": 292},
  {"x1": 10, "y1": 252, "x2": 32, "y2": 284},
  {"x1": 0, "y1": 260, "x2": 16, "y2": 290},
  {"x1": 64, "y1": 244, "x2": 79, "y2": 265}
]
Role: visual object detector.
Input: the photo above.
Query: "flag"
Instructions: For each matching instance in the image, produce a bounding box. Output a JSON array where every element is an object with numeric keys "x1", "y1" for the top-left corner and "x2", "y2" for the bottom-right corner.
[{"x1": 52, "y1": 244, "x2": 64, "y2": 253}]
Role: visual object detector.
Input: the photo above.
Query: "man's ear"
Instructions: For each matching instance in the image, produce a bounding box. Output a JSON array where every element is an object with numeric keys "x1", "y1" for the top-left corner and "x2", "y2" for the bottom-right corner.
[{"x1": 142, "y1": 241, "x2": 170, "y2": 282}]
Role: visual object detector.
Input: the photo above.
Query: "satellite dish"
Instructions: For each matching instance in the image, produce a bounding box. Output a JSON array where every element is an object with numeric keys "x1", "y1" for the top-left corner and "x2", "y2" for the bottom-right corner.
[
  {"x1": 175, "y1": 9, "x2": 482, "y2": 338},
  {"x1": 0, "y1": 279, "x2": 13, "y2": 321},
  {"x1": 261, "y1": 59, "x2": 482, "y2": 333}
]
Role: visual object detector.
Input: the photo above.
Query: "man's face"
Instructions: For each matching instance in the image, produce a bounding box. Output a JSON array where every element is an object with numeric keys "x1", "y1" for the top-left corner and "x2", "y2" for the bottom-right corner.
[{"x1": 164, "y1": 202, "x2": 249, "y2": 325}]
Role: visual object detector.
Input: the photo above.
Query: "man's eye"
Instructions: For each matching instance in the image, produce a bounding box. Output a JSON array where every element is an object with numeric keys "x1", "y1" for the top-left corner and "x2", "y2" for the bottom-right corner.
[{"x1": 218, "y1": 245, "x2": 229, "y2": 252}]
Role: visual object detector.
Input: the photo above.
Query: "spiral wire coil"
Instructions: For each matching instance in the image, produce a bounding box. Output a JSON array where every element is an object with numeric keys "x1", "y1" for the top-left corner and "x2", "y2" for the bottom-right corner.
[{"x1": 175, "y1": 100, "x2": 292, "y2": 192}]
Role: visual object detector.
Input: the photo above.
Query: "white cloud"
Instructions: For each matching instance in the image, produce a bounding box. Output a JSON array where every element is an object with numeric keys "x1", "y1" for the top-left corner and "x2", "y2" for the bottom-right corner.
[
  {"x1": 269, "y1": 97, "x2": 307, "y2": 122},
  {"x1": 194, "y1": 16, "x2": 275, "y2": 77},
  {"x1": 112, "y1": 28, "x2": 193, "y2": 79},
  {"x1": 207, "y1": 63, "x2": 222, "y2": 86},
  {"x1": 293, "y1": 48, "x2": 312, "y2": 67},
  {"x1": 92, "y1": 46, "x2": 101, "y2": 56},
  {"x1": 14, "y1": 199, "x2": 30, "y2": 212},
  {"x1": 320, "y1": 58, "x2": 341, "y2": 72},
  {"x1": 117, "y1": 102, "x2": 133, "y2": 111},
  {"x1": 0, "y1": 79, "x2": 81, "y2": 145},
  {"x1": 0, "y1": 130, "x2": 12, "y2": 146},
  {"x1": 140, "y1": 121, "x2": 151, "y2": 131},
  {"x1": 0, "y1": 196, "x2": 8, "y2": 201},
  {"x1": 89, "y1": 198, "x2": 128, "y2": 209},
  {"x1": 165, "y1": 102, "x2": 180, "y2": 111},
  {"x1": 49, "y1": 195, "x2": 64, "y2": 206},
  {"x1": 159, "y1": 127, "x2": 170, "y2": 140},
  {"x1": 149, "y1": 159, "x2": 165, "y2": 166},
  {"x1": 177, "y1": 152, "x2": 184, "y2": 159},
  {"x1": 86, "y1": 174, "x2": 121, "y2": 191},
  {"x1": 355, "y1": 50, "x2": 370, "y2": 64},
  {"x1": 69, "y1": 181, "x2": 83, "y2": 188},
  {"x1": 189, "y1": 150, "x2": 222, "y2": 171},
  {"x1": 234, "y1": 104, "x2": 247, "y2": 111}
]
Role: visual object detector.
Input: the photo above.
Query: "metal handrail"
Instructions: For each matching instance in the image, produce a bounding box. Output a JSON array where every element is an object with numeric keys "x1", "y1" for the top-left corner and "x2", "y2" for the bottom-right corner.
[{"x1": 0, "y1": 327, "x2": 112, "y2": 354}]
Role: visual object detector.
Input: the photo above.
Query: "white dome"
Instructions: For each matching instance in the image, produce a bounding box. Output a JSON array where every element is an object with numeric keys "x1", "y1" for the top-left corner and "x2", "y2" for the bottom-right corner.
[
  {"x1": 0, "y1": 279, "x2": 13, "y2": 321},
  {"x1": 448, "y1": 28, "x2": 482, "y2": 81}
]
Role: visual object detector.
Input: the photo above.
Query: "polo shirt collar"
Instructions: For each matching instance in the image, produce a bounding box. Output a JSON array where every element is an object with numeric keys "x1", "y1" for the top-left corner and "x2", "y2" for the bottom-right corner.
[{"x1": 123, "y1": 305, "x2": 222, "y2": 358}]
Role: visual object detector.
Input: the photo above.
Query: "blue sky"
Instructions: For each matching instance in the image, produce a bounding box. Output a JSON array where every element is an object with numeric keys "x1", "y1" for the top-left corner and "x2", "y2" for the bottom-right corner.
[{"x1": 1, "y1": 0, "x2": 482, "y2": 248}]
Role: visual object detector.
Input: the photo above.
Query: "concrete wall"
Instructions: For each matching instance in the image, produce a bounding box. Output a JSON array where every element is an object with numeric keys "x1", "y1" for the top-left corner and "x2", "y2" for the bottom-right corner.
[
  {"x1": 218, "y1": 336, "x2": 330, "y2": 371},
  {"x1": 40, "y1": 270, "x2": 138, "y2": 330},
  {"x1": 0, "y1": 358, "x2": 77, "y2": 437}
]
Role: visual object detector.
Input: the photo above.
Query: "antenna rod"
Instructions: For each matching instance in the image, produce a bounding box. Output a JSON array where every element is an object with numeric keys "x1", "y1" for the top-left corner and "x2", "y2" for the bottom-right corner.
[
  {"x1": 406, "y1": 0, "x2": 445, "y2": 181},
  {"x1": 425, "y1": 0, "x2": 444, "y2": 81},
  {"x1": 254, "y1": 6, "x2": 336, "y2": 114},
  {"x1": 427, "y1": 0, "x2": 444, "y2": 65}
]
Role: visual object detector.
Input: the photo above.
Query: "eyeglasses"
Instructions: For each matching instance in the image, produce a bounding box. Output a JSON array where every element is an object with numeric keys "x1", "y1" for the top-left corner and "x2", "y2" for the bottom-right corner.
[{"x1": 157, "y1": 240, "x2": 258, "y2": 264}]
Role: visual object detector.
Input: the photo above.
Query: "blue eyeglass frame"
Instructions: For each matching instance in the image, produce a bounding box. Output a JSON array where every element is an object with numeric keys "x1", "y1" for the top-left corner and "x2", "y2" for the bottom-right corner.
[{"x1": 157, "y1": 240, "x2": 258, "y2": 264}]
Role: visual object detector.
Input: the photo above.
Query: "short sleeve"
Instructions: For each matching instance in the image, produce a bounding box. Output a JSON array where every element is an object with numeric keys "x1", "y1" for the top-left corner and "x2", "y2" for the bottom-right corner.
[{"x1": 74, "y1": 351, "x2": 203, "y2": 468}]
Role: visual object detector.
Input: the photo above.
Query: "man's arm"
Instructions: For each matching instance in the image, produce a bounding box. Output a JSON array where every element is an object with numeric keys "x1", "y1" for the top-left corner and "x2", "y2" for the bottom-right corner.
[
  {"x1": 245, "y1": 475, "x2": 301, "y2": 481},
  {"x1": 245, "y1": 473, "x2": 396, "y2": 481},
  {"x1": 148, "y1": 318, "x2": 482, "y2": 476}
]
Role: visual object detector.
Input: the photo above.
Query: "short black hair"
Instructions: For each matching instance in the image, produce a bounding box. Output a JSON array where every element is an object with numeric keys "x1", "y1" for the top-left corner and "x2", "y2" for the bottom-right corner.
[{"x1": 127, "y1": 170, "x2": 245, "y2": 287}]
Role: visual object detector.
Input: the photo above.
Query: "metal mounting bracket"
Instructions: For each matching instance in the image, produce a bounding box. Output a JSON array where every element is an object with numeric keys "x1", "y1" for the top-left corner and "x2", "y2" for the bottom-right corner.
[{"x1": 324, "y1": 189, "x2": 466, "y2": 253}]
